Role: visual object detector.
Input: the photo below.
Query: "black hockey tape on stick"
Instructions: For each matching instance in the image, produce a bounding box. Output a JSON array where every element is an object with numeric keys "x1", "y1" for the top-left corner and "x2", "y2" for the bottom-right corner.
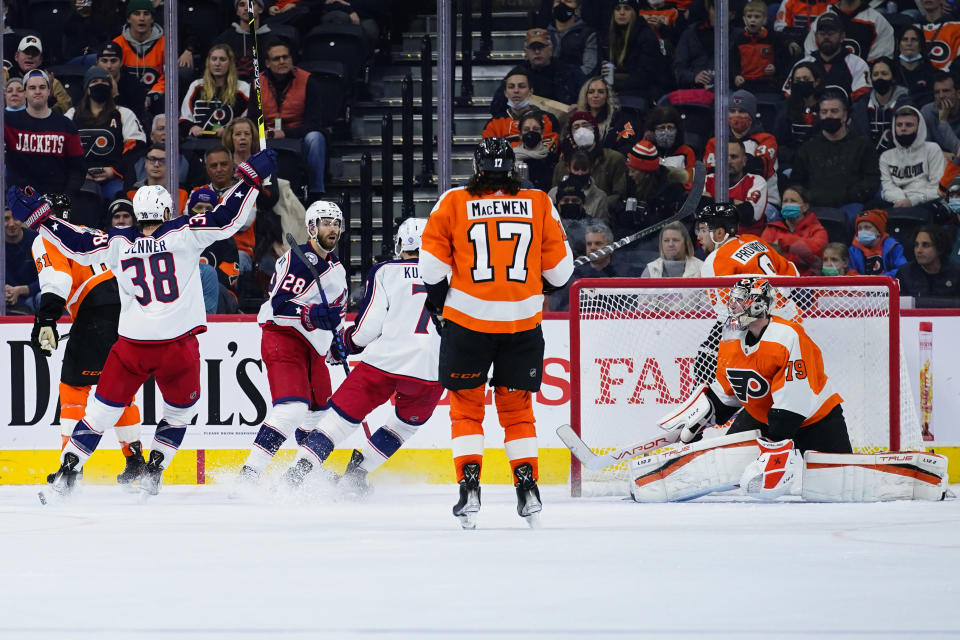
[
  {"x1": 248, "y1": 0, "x2": 267, "y2": 148},
  {"x1": 285, "y1": 233, "x2": 350, "y2": 376},
  {"x1": 556, "y1": 423, "x2": 678, "y2": 471},
  {"x1": 574, "y1": 161, "x2": 706, "y2": 267}
]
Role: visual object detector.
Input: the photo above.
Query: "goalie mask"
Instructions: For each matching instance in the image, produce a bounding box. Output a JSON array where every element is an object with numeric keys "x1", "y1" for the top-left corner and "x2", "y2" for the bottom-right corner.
[
  {"x1": 132, "y1": 185, "x2": 173, "y2": 223},
  {"x1": 394, "y1": 216, "x2": 427, "y2": 257},
  {"x1": 726, "y1": 277, "x2": 775, "y2": 330},
  {"x1": 305, "y1": 199, "x2": 344, "y2": 250}
]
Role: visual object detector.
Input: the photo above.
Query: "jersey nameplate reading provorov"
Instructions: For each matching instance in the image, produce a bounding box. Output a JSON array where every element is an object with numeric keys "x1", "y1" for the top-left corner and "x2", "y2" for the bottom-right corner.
[
  {"x1": 730, "y1": 241, "x2": 768, "y2": 265},
  {"x1": 725, "y1": 368, "x2": 770, "y2": 402},
  {"x1": 466, "y1": 198, "x2": 534, "y2": 220}
]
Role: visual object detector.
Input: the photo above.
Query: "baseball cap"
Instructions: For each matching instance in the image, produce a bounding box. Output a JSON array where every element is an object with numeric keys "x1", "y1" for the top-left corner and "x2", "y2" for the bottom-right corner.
[
  {"x1": 98, "y1": 41, "x2": 123, "y2": 59},
  {"x1": 816, "y1": 13, "x2": 843, "y2": 33},
  {"x1": 22, "y1": 68, "x2": 50, "y2": 86},
  {"x1": 18, "y1": 35, "x2": 42, "y2": 54},
  {"x1": 525, "y1": 28, "x2": 550, "y2": 48}
]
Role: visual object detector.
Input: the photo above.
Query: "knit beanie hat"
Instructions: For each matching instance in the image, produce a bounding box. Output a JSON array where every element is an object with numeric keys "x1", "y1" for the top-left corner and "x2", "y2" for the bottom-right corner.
[
  {"x1": 83, "y1": 65, "x2": 111, "y2": 88},
  {"x1": 555, "y1": 175, "x2": 587, "y2": 203},
  {"x1": 126, "y1": 0, "x2": 154, "y2": 17},
  {"x1": 856, "y1": 209, "x2": 888, "y2": 234},
  {"x1": 568, "y1": 110, "x2": 599, "y2": 131},
  {"x1": 729, "y1": 89, "x2": 757, "y2": 117},
  {"x1": 626, "y1": 140, "x2": 660, "y2": 172},
  {"x1": 187, "y1": 187, "x2": 218, "y2": 212}
]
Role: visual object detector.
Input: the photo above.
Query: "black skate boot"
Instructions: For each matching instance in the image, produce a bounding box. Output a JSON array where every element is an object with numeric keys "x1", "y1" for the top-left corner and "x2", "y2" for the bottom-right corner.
[
  {"x1": 283, "y1": 458, "x2": 313, "y2": 488},
  {"x1": 49, "y1": 453, "x2": 81, "y2": 497},
  {"x1": 452, "y1": 462, "x2": 482, "y2": 530},
  {"x1": 338, "y1": 450, "x2": 370, "y2": 499},
  {"x1": 514, "y1": 463, "x2": 542, "y2": 527},
  {"x1": 117, "y1": 441, "x2": 146, "y2": 486},
  {"x1": 140, "y1": 450, "x2": 165, "y2": 496}
]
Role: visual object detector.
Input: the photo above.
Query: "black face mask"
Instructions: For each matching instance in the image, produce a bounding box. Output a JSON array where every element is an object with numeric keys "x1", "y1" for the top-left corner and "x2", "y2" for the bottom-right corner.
[
  {"x1": 559, "y1": 202, "x2": 585, "y2": 219},
  {"x1": 521, "y1": 130, "x2": 542, "y2": 148},
  {"x1": 820, "y1": 117, "x2": 843, "y2": 133},
  {"x1": 566, "y1": 173, "x2": 591, "y2": 190},
  {"x1": 896, "y1": 131, "x2": 917, "y2": 147},
  {"x1": 553, "y1": 2, "x2": 575, "y2": 22},
  {"x1": 792, "y1": 81, "x2": 815, "y2": 99},
  {"x1": 88, "y1": 84, "x2": 111, "y2": 103},
  {"x1": 872, "y1": 78, "x2": 892, "y2": 95}
]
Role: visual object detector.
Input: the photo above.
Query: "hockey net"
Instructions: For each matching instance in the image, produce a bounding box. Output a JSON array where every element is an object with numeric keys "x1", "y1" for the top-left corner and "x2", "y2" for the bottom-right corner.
[{"x1": 568, "y1": 276, "x2": 923, "y2": 496}]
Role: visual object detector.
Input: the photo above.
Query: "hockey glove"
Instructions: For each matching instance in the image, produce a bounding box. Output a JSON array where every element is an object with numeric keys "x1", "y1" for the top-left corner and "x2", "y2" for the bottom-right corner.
[
  {"x1": 341, "y1": 325, "x2": 364, "y2": 355},
  {"x1": 7, "y1": 185, "x2": 53, "y2": 230},
  {"x1": 31, "y1": 316, "x2": 60, "y2": 356},
  {"x1": 236, "y1": 149, "x2": 278, "y2": 189},
  {"x1": 300, "y1": 303, "x2": 343, "y2": 332},
  {"x1": 326, "y1": 331, "x2": 348, "y2": 366},
  {"x1": 423, "y1": 298, "x2": 445, "y2": 334}
]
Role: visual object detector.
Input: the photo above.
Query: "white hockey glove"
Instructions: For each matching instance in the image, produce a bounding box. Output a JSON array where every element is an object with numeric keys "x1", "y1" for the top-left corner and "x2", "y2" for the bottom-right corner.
[
  {"x1": 657, "y1": 384, "x2": 716, "y2": 443},
  {"x1": 739, "y1": 438, "x2": 802, "y2": 500}
]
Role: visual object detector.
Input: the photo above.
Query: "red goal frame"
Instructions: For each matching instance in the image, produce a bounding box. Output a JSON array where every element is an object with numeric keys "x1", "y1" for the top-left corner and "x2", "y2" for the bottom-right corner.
[{"x1": 568, "y1": 276, "x2": 902, "y2": 496}]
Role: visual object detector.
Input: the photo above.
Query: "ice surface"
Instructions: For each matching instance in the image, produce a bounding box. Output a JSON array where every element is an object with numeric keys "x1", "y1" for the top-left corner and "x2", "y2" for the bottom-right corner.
[{"x1": 1, "y1": 483, "x2": 958, "y2": 639}]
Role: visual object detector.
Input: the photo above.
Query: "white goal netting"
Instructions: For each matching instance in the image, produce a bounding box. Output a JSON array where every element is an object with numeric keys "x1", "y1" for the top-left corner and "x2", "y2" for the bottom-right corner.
[{"x1": 569, "y1": 276, "x2": 922, "y2": 496}]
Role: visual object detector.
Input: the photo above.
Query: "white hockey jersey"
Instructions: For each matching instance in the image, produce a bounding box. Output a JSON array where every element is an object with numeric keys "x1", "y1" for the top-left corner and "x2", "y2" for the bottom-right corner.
[
  {"x1": 256, "y1": 243, "x2": 348, "y2": 356},
  {"x1": 344, "y1": 258, "x2": 441, "y2": 381},
  {"x1": 36, "y1": 180, "x2": 258, "y2": 341}
]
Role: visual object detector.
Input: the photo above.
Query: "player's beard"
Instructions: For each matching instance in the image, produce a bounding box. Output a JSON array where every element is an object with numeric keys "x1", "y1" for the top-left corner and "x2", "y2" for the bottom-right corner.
[{"x1": 317, "y1": 232, "x2": 339, "y2": 252}]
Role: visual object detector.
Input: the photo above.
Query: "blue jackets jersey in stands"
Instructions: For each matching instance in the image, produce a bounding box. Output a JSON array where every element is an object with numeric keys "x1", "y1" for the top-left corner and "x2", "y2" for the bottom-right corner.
[
  {"x1": 35, "y1": 181, "x2": 258, "y2": 342},
  {"x1": 344, "y1": 258, "x2": 441, "y2": 382},
  {"x1": 256, "y1": 243, "x2": 348, "y2": 357},
  {"x1": 3, "y1": 108, "x2": 85, "y2": 196}
]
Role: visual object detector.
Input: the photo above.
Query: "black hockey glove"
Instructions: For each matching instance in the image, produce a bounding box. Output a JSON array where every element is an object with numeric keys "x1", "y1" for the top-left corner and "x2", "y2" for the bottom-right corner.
[{"x1": 423, "y1": 298, "x2": 445, "y2": 334}]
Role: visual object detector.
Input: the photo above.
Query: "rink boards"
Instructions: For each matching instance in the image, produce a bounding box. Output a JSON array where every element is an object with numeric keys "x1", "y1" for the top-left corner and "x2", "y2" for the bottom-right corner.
[{"x1": 0, "y1": 313, "x2": 958, "y2": 484}]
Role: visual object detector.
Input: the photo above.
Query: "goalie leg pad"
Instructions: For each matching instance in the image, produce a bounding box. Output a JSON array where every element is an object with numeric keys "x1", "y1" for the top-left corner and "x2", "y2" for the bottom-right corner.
[
  {"x1": 802, "y1": 451, "x2": 949, "y2": 502},
  {"x1": 740, "y1": 439, "x2": 802, "y2": 501},
  {"x1": 630, "y1": 430, "x2": 761, "y2": 502}
]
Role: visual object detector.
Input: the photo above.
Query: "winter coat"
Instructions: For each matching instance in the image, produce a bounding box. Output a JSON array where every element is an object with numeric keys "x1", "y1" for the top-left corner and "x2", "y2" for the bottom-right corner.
[
  {"x1": 673, "y1": 22, "x2": 714, "y2": 88},
  {"x1": 610, "y1": 19, "x2": 671, "y2": 100},
  {"x1": 866, "y1": 84, "x2": 910, "y2": 152},
  {"x1": 552, "y1": 147, "x2": 627, "y2": 212},
  {"x1": 920, "y1": 100, "x2": 960, "y2": 155},
  {"x1": 548, "y1": 19, "x2": 599, "y2": 77},
  {"x1": 849, "y1": 234, "x2": 907, "y2": 277},
  {"x1": 641, "y1": 256, "x2": 703, "y2": 278},
  {"x1": 760, "y1": 213, "x2": 828, "y2": 276},
  {"x1": 879, "y1": 105, "x2": 945, "y2": 205},
  {"x1": 791, "y1": 131, "x2": 880, "y2": 207},
  {"x1": 896, "y1": 260, "x2": 960, "y2": 302}
]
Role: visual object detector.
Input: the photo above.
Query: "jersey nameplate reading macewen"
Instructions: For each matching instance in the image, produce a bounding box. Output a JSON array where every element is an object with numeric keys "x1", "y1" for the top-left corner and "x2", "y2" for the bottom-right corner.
[
  {"x1": 466, "y1": 198, "x2": 534, "y2": 219},
  {"x1": 730, "y1": 240, "x2": 767, "y2": 265}
]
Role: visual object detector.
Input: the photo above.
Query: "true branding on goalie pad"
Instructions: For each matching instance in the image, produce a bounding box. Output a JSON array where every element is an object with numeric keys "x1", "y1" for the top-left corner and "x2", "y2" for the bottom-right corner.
[
  {"x1": 630, "y1": 430, "x2": 761, "y2": 502},
  {"x1": 801, "y1": 451, "x2": 948, "y2": 502}
]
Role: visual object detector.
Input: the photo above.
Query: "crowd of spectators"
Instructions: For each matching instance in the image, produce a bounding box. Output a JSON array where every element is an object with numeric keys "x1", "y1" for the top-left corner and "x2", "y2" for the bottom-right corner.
[
  {"x1": 5, "y1": 0, "x2": 960, "y2": 314},
  {"x1": 496, "y1": 0, "x2": 960, "y2": 308}
]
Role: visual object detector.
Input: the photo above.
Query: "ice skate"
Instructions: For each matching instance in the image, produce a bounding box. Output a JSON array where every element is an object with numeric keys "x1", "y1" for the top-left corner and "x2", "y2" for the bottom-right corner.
[
  {"x1": 514, "y1": 463, "x2": 542, "y2": 528},
  {"x1": 452, "y1": 462, "x2": 482, "y2": 530},
  {"x1": 283, "y1": 458, "x2": 314, "y2": 488},
  {"x1": 47, "y1": 453, "x2": 81, "y2": 498},
  {"x1": 139, "y1": 450, "x2": 165, "y2": 497},
  {"x1": 117, "y1": 441, "x2": 146, "y2": 489},
  {"x1": 337, "y1": 450, "x2": 371, "y2": 499}
]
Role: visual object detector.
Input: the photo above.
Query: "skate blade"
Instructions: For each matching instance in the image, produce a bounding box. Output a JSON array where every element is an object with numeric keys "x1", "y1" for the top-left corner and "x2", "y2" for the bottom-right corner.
[
  {"x1": 457, "y1": 512, "x2": 478, "y2": 530},
  {"x1": 522, "y1": 512, "x2": 542, "y2": 529}
]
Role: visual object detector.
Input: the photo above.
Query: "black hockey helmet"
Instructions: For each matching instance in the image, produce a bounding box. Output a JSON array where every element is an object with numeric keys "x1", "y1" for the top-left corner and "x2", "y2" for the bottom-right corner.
[
  {"x1": 474, "y1": 137, "x2": 515, "y2": 175},
  {"x1": 43, "y1": 193, "x2": 72, "y2": 221},
  {"x1": 696, "y1": 202, "x2": 739, "y2": 234}
]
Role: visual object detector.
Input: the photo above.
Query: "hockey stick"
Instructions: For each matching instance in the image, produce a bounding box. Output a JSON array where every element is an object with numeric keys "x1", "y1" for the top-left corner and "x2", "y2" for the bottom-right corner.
[
  {"x1": 247, "y1": 0, "x2": 267, "y2": 149},
  {"x1": 556, "y1": 423, "x2": 678, "y2": 471},
  {"x1": 285, "y1": 233, "x2": 350, "y2": 376},
  {"x1": 574, "y1": 161, "x2": 706, "y2": 267}
]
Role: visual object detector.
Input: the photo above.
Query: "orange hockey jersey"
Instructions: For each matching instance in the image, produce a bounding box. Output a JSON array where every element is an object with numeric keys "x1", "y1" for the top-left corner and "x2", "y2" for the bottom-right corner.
[
  {"x1": 922, "y1": 21, "x2": 960, "y2": 71},
  {"x1": 700, "y1": 234, "x2": 800, "y2": 277},
  {"x1": 32, "y1": 235, "x2": 114, "y2": 320},
  {"x1": 712, "y1": 315, "x2": 842, "y2": 427},
  {"x1": 419, "y1": 186, "x2": 574, "y2": 333}
]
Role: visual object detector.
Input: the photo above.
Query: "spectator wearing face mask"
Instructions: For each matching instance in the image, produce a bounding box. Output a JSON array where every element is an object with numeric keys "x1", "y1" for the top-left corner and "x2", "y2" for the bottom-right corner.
[
  {"x1": 866, "y1": 57, "x2": 909, "y2": 153},
  {"x1": 878, "y1": 105, "x2": 945, "y2": 217},
  {"x1": 821, "y1": 242, "x2": 857, "y2": 275},
  {"x1": 848, "y1": 209, "x2": 907, "y2": 276},
  {"x1": 514, "y1": 111, "x2": 559, "y2": 191},
  {"x1": 547, "y1": 0, "x2": 599, "y2": 77},
  {"x1": 644, "y1": 105, "x2": 696, "y2": 184},
  {"x1": 553, "y1": 110, "x2": 627, "y2": 212},
  {"x1": 547, "y1": 151, "x2": 609, "y2": 221},
  {"x1": 892, "y1": 25, "x2": 935, "y2": 108},
  {"x1": 552, "y1": 177, "x2": 597, "y2": 257},
  {"x1": 761, "y1": 185, "x2": 828, "y2": 276},
  {"x1": 484, "y1": 67, "x2": 560, "y2": 151}
]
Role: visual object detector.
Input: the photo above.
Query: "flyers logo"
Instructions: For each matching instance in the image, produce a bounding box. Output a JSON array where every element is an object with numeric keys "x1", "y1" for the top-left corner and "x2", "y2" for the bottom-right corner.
[
  {"x1": 725, "y1": 368, "x2": 770, "y2": 402},
  {"x1": 926, "y1": 40, "x2": 951, "y2": 65}
]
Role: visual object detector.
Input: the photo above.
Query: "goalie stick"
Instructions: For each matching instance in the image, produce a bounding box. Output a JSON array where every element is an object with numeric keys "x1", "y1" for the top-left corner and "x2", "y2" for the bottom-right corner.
[
  {"x1": 556, "y1": 423, "x2": 678, "y2": 471},
  {"x1": 574, "y1": 161, "x2": 706, "y2": 267}
]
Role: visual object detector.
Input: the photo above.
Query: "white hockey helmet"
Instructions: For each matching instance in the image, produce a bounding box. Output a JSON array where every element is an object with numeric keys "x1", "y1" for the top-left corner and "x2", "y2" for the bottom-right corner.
[
  {"x1": 305, "y1": 199, "x2": 344, "y2": 239},
  {"x1": 394, "y1": 216, "x2": 428, "y2": 257},
  {"x1": 132, "y1": 185, "x2": 173, "y2": 223}
]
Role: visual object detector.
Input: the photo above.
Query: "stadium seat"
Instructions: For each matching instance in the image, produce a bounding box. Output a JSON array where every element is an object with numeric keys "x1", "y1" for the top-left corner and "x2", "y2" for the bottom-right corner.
[
  {"x1": 302, "y1": 24, "x2": 370, "y2": 83},
  {"x1": 25, "y1": 0, "x2": 72, "y2": 65},
  {"x1": 46, "y1": 64, "x2": 87, "y2": 104},
  {"x1": 297, "y1": 60, "x2": 349, "y2": 131},
  {"x1": 887, "y1": 208, "x2": 931, "y2": 261},
  {"x1": 813, "y1": 207, "x2": 851, "y2": 244},
  {"x1": 753, "y1": 94, "x2": 780, "y2": 134},
  {"x1": 269, "y1": 24, "x2": 302, "y2": 55}
]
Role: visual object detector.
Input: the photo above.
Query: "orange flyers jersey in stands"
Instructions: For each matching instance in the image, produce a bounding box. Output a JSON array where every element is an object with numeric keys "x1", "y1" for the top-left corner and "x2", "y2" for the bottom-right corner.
[
  {"x1": 482, "y1": 115, "x2": 559, "y2": 151},
  {"x1": 31, "y1": 235, "x2": 113, "y2": 320},
  {"x1": 711, "y1": 315, "x2": 842, "y2": 427},
  {"x1": 774, "y1": 0, "x2": 836, "y2": 30},
  {"x1": 704, "y1": 133, "x2": 778, "y2": 180},
  {"x1": 419, "y1": 186, "x2": 574, "y2": 334},
  {"x1": 700, "y1": 234, "x2": 799, "y2": 277},
  {"x1": 922, "y1": 21, "x2": 960, "y2": 70}
]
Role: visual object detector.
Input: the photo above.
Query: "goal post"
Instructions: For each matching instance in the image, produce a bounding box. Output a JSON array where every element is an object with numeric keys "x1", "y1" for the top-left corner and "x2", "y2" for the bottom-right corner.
[{"x1": 568, "y1": 276, "x2": 921, "y2": 497}]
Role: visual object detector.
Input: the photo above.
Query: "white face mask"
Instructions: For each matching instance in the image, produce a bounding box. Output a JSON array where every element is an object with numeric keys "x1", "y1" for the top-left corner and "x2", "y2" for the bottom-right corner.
[
  {"x1": 507, "y1": 97, "x2": 531, "y2": 110},
  {"x1": 573, "y1": 127, "x2": 595, "y2": 148}
]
